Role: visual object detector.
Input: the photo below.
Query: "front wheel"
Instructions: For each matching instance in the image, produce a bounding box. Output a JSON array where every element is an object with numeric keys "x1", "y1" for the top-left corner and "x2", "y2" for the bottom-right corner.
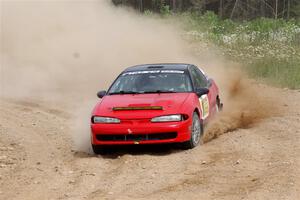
[
  {"x1": 182, "y1": 112, "x2": 203, "y2": 149},
  {"x1": 92, "y1": 144, "x2": 107, "y2": 154}
]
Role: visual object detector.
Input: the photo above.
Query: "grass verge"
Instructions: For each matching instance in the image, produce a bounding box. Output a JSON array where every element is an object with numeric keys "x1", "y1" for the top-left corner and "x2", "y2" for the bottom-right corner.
[{"x1": 173, "y1": 11, "x2": 300, "y2": 89}]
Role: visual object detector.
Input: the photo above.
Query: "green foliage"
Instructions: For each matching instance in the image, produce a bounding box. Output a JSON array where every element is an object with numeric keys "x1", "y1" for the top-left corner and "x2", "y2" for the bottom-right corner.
[
  {"x1": 246, "y1": 58, "x2": 300, "y2": 89},
  {"x1": 178, "y1": 11, "x2": 300, "y2": 89},
  {"x1": 181, "y1": 11, "x2": 234, "y2": 34},
  {"x1": 160, "y1": 5, "x2": 171, "y2": 16},
  {"x1": 291, "y1": 3, "x2": 300, "y2": 19},
  {"x1": 113, "y1": 0, "x2": 300, "y2": 20},
  {"x1": 144, "y1": 10, "x2": 154, "y2": 16},
  {"x1": 245, "y1": 18, "x2": 287, "y2": 32}
]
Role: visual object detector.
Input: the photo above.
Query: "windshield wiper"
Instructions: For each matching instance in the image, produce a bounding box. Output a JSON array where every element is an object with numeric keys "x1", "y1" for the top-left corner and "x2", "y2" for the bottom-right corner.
[
  {"x1": 143, "y1": 90, "x2": 177, "y2": 94},
  {"x1": 109, "y1": 91, "x2": 141, "y2": 95}
]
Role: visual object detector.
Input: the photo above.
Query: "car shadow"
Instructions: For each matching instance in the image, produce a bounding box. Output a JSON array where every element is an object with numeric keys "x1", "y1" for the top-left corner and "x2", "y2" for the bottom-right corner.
[
  {"x1": 96, "y1": 143, "x2": 184, "y2": 159},
  {"x1": 73, "y1": 151, "x2": 94, "y2": 158}
]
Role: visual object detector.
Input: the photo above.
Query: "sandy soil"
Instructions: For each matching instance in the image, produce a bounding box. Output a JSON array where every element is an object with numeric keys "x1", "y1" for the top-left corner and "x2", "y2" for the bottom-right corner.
[
  {"x1": 1, "y1": 1, "x2": 299, "y2": 199},
  {"x1": 0, "y1": 85, "x2": 299, "y2": 200}
]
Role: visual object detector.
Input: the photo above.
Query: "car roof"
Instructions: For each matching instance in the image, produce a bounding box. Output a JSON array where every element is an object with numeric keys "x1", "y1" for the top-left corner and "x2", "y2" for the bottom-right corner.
[{"x1": 123, "y1": 63, "x2": 193, "y2": 72}]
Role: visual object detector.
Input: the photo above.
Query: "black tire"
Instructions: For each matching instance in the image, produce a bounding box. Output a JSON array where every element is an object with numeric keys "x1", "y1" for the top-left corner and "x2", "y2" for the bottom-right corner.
[
  {"x1": 216, "y1": 96, "x2": 223, "y2": 111},
  {"x1": 182, "y1": 112, "x2": 203, "y2": 149},
  {"x1": 92, "y1": 144, "x2": 107, "y2": 155}
]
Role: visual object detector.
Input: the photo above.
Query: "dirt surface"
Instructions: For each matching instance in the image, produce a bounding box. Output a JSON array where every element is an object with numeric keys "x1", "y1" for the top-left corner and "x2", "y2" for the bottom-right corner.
[
  {"x1": 0, "y1": 85, "x2": 299, "y2": 200},
  {"x1": 1, "y1": 1, "x2": 300, "y2": 199}
]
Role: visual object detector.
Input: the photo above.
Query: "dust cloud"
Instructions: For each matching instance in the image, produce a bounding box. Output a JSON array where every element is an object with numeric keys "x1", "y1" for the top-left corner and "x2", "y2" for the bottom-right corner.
[
  {"x1": 0, "y1": 0, "x2": 194, "y2": 100},
  {"x1": 203, "y1": 69, "x2": 278, "y2": 142},
  {"x1": 0, "y1": 1, "x2": 276, "y2": 152}
]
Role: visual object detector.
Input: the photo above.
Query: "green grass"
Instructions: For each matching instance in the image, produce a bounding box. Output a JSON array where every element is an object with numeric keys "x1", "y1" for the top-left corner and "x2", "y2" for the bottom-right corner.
[
  {"x1": 173, "y1": 11, "x2": 300, "y2": 89},
  {"x1": 246, "y1": 58, "x2": 300, "y2": 89}
]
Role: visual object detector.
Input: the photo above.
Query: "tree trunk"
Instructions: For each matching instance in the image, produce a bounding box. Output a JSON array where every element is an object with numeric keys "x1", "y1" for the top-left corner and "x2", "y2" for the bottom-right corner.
[
  {"x1": 275, "y1": 0, "x2": 278, "y2": 19},
  {"x1": 230, "y1": 0, "x2": 239, "y2": 19},
  {"x1": 260, "y1": 0, "x2": 265, "y2": 18},
  {"x1": 246, "y1": 0, "x2": 249, "y2": 19},
  {"x1": 177, "y1": 0, "x2": 182, "y2": 12},
  {"x1": 143, "y1": 0, "x2": 145, "y2": 12},
  {"x1": 202, "y1": 0, "x2": 206, "y2": 12},
  {"x1": 287, "y1": 0, "x2": 290, "y2": 20},
  {"x1": 219, "y1": 0, "x2": 223, "y2": 18},
  {"x1": 283, "y1": 0, "x2": 286, "y2": 18},
  {"x1": 172, "y1": 0, "x2": 176, "y2": 12}
]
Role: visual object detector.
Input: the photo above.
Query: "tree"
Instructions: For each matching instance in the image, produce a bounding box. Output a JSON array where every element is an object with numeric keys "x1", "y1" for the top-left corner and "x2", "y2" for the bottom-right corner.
[{"x1": 111, "y1": 0, "x2": 300, "y2": 20}]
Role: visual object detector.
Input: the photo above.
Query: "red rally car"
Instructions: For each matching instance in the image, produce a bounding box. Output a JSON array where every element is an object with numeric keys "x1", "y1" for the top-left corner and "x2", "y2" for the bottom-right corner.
[{"x1": 91, "y1": 63, "x2": 222, "y2": 154}]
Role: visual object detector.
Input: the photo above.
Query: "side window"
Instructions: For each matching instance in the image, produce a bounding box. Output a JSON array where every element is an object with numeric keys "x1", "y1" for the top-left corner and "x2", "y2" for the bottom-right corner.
[
  {"x1": 196, "y1": 67, "x2": 208, "y2": 87},
  {"x1": 190, "y1": 67, "x2": 208, "y2": 89}
]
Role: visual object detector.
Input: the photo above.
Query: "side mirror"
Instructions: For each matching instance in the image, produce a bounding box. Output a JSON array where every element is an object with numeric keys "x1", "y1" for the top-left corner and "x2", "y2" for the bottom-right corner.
[
  {"x1": 97, "y1": 90, "x2": 106, "y2": 98},
  {"x1": 195, "y1": 88, "x2": 209, "y2": 97},
  {"x1": 207, "y1": 78, "x2": 213, "y2": 87}
]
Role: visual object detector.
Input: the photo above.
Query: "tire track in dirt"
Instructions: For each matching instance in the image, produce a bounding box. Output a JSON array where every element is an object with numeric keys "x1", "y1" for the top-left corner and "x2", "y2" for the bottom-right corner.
[
  {"x1": 0, "y1": 86, "x2": 299, "y2": 200},
  {"x1": 0, "y1": 99, "x2": 75, "y2": 199}
]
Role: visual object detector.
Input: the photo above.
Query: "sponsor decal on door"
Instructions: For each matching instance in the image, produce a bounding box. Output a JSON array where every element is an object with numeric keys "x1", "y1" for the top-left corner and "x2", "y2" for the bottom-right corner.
[{"x1": 199, "y1": 94, "x2": 209, "y2": 119}]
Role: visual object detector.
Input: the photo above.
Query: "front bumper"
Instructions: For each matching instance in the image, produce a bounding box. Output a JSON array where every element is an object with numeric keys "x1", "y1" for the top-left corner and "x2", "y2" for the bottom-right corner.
[{"x1": 91, "y1": 118, "x2": 192, "y2": 145}]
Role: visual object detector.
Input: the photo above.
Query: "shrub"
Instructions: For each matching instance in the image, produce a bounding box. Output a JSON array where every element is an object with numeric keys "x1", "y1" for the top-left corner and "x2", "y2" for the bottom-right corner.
[{"x1": 177, "y1": 12, "x2": 300, "y2": 89}]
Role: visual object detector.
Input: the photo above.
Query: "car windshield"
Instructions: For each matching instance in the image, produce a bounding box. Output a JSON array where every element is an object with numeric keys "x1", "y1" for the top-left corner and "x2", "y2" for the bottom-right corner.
[{"x1": 108, "y1": 70, "x2": 193, "y2": 94}]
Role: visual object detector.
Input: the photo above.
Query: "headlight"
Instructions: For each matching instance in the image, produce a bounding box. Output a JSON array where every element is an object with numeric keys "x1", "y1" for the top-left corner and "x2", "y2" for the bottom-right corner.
[
  {"x1": 151, "y1": 114, "x2": 182, "y2": 122},
  {"x1": 92, "y1": 116, "x2": 120, "y2": 123}
]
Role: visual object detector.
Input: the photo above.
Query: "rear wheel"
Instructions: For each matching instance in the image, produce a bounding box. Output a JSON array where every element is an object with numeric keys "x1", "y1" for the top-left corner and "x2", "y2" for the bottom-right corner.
[
  {"x1": 216, "y1": 96, "x2": 223, "y2": 111},
  {"x1": 182, "y1": 112, "x2": 203, "y2": 149}
]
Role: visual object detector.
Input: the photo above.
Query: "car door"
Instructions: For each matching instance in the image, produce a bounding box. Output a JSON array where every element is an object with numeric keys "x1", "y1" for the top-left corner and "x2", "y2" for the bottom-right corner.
[{"x1": 190, "y1": 66, "x2": 213, "y2": 121}]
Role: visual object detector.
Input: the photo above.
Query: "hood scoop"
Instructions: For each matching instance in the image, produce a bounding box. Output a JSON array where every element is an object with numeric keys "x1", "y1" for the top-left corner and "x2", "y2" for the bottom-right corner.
[{"x1": 113, "y1": 106, "x2": 163, "y2": 111}]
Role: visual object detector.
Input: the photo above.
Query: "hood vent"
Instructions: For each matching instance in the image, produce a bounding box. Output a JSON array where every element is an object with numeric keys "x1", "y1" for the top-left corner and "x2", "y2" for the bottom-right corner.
[{"x1": 113, "y1": 106, "x2": 163, "y2": 111}]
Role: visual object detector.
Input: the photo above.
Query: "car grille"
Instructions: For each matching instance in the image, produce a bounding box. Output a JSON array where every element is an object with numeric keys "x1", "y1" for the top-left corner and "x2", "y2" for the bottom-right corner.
[{"x1": 96, "y1": 132, "x2": 177, "y2": 141}]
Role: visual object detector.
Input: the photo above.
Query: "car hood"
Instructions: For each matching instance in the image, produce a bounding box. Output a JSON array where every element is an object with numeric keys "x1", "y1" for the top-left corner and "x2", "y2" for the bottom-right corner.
[{"x1": 92, "y1": 93, "x2": 191, "y2": 119}]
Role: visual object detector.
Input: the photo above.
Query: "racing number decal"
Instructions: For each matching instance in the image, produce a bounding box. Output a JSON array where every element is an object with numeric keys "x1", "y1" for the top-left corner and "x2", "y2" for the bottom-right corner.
[{"x1": 199, "y1": 94, "x2": 210, "y2": 120}]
